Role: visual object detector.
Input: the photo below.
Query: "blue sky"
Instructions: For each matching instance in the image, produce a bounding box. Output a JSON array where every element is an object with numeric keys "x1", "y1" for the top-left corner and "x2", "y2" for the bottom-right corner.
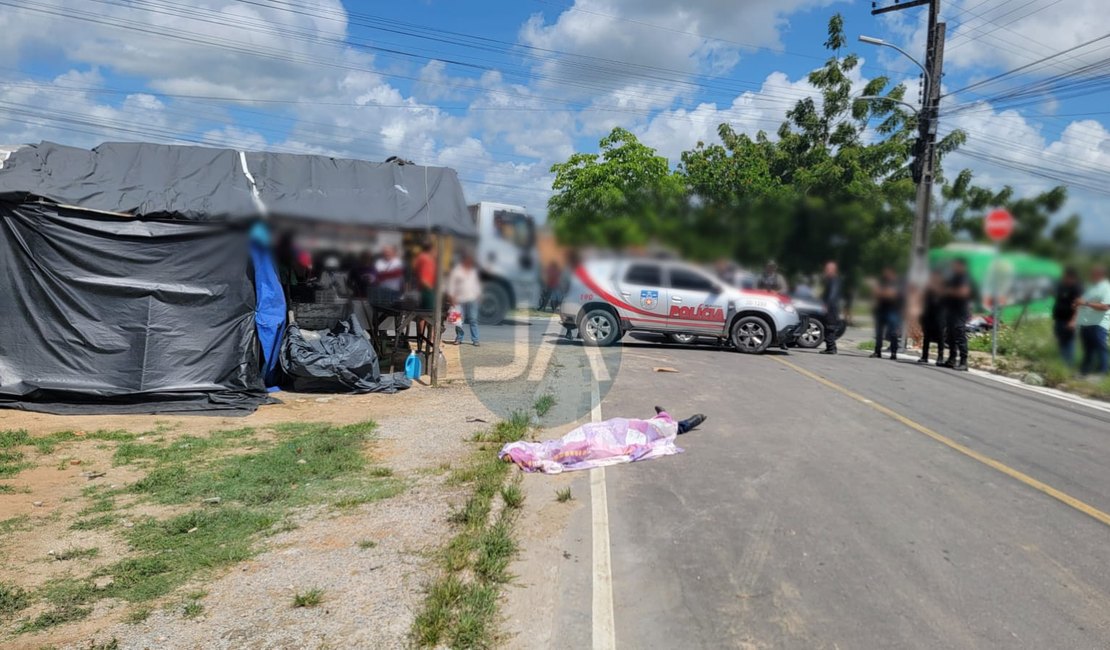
[{"x1": 1, "y1": 0, "x2": 1108, "y2": 242}]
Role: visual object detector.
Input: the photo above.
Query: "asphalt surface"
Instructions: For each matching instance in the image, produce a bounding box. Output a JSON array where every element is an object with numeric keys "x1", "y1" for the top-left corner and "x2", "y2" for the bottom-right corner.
[{"x1": 480, "y1": 321, "x2": 1110, "y2": 650}]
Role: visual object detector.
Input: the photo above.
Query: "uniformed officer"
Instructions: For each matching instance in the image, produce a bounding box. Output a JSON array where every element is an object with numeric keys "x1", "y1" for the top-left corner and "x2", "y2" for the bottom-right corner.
[
  {"x1": 943, "y1": 258, "x2": 971, "y2": 371},
  {"x1": 820, "y1": 261, "x2": 844, "y2": 355}
]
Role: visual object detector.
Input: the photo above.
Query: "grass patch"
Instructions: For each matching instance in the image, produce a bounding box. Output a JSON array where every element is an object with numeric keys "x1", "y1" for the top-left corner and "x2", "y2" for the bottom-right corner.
[
  {"x1": 0, "y1": 515, "x2": 31, "y2": 535},
  {"x1": 969, "y1": 319, "x2": 1110, "y2": 400},
  {"x1": 856, "y1": 340, "x2": 875, "y2": 351},
  {"x1": 0, "y1": 449, "x2": 32, "y2": 478},
  {"x1": 70, "y1": 514, "x2": 115, "y2": 531},
  {"x1": 85, "y1": 638, "x2": 120, "y2": 650},
  {"x1": 533, "y1": 394, "x2": 556, "y2": 418},
  {"x1": 128, "y1": 422, "x2": 377, "y2": 506},
  {"x1": 293, "y1": 588, "x2": 324, "y2": 608},
  {"x1": 105, "y1": 508, "x2": 279, "y2": 602},
  {"x1": 14, "y1": 577, "x2": 98, "y2": 631},
  {"x1": 500, "y1": 483, "x2": 524, "y2": 510},
  {"x1": 17, "y1": 603, "x2": 92, "y2": 632},
  {"x1": 412, "y1": 409, "x2": 534, "y2": 648},
  {"x1": 123, "y1": 607, "x2": 151, "y2": 624},
  {"x1": 53, "y1": 547, "x2": 100, "y2": 562},
  {"x1": 4, "y1": 420, "x2": 400, "y2": 632},
  {"x1": 77, "y1": 496, "x2": 115, "y2": 517},
  {"x1": 357, "y1": 539, "x2": 377, "y2": 549},
  {"x1": 331, "y1": 478, "x2": 405, "y2": 509},
  {"x1": 1, "y1": 582, "x2": 32, "y2": 618},
  {"x1": 182, "y1": 600, "x2": 204, "y2": 619},
  {"x1": 0, "y1": 484, "x2": 30, "y2": 494},
  {"x1": 555, "y1": 487, "x2": 573, "y2": 503}
]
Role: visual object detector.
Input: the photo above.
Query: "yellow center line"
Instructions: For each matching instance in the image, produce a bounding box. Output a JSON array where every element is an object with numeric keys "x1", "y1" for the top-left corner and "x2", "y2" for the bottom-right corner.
[{"x1": 771, "y1": 355, "x2": 1110, "y2": 529}]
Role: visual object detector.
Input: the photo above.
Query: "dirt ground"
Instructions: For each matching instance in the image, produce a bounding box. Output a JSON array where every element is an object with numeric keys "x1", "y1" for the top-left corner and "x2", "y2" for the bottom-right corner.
[{"x1": 0, "y1": 346, "x2": 524, "y2": 650}]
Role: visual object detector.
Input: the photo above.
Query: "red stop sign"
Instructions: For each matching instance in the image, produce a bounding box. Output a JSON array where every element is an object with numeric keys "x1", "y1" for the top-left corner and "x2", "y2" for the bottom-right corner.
[{"x1": 985, "y1": 208, "x2": 1014, "y2": 241}]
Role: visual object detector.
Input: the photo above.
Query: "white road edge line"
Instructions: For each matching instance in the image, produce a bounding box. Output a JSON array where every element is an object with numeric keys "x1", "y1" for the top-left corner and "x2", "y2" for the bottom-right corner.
[
  {"x1": 891, "y1": 352, "x2": 1110, "y2": 415},
  {"x1": 586, "y1": 350, "x2": 616, "y2": 650}
]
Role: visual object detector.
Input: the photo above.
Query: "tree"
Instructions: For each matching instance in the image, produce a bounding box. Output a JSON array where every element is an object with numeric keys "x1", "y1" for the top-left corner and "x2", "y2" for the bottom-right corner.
[
  {"x1": 940, "y1": 169, "x2": 1080, "y2": 259},
  {"x1": 547, "y1": 127, "x2": 685, "y2": 249},
  {"x1": 680, "y1": 14, "x2": 933, "y2": 278}
]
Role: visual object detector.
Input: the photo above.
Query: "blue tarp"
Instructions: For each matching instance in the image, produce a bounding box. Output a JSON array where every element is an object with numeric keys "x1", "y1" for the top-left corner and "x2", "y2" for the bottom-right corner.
[{"x1": 250, "y1": 224, "x2": 286, "y2": 386}]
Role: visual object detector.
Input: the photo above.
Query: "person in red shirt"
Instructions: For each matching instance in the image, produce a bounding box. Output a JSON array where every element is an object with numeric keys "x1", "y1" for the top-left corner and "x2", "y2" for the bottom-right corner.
[
  {"x1": 412, "y1": 240, "x2": 438, "y2": 345},
  {"x1": 413, "y1": 241, "x2": 437, "y2": 310}
]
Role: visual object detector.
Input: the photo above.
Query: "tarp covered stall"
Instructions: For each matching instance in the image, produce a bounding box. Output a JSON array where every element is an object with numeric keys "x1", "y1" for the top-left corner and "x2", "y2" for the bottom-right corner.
[
  {"x1": 0, "y1": 141, "x2": 475, "y2": 414},
  {"x1": 0, "y1": 142, "x2": 478, "y2": 237},
  {"x1": 0, "y1": 203, "x2": 270, "y2": 414}
]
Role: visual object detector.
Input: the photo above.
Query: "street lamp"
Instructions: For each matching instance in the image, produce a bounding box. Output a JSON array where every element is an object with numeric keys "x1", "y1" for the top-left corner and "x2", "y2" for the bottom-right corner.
[{"x1": 857, "y1": 35, "x2": 928, "y2": 80}]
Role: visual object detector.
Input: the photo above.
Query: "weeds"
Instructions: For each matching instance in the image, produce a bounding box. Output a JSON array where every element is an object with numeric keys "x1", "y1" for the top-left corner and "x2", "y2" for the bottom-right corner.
[
  {"x1": 555, "y1": 487, "x2": 573, "y2": 503},
  {"x1": 500, "y1": 483, "x2": 524, "y2": 510},
  {"x1": 182, "y1": 599, "x2": 204, "y2": 619},
  {"x1": 70, "y1": 514, "x2": 115, "y2": 531},
  {"x1": 123, "y1": 607, "x2": 151, "y2": 624},
  {"x1": 293, "y1": 588, "x2": 324, "y2": 608},
  {"x1": 0, "y1": 449, "x2": 32, "y2": 478},
  {"x1": 533, "y1": 394, "x2": 556, "y2": 417},
  {"x1": 412, "y1": 409, "x2": 532, "y2": 648},
  {"x1": 53, "y1": 547, "x2": 100, "y2": 562},
  {"x1": 356, "y1": 539, "x2": 377, "y2": 549},
  {"x1": 0, "y1": 515, "x2": 31, "y2": 535},
  {"x1": 1, "y1": 582, "x2": 31, "y2": 618}
]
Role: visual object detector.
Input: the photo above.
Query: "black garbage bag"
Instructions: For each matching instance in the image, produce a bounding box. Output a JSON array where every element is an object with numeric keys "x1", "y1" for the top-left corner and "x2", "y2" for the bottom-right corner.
[{"x1": 280, "y1": 315, "x2": 411, "y2": 393}]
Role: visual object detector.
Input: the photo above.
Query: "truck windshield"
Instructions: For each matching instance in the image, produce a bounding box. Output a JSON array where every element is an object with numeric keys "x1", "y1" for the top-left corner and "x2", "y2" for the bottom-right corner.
[{"x1": 493, "y1": 210, "x2": 535, "y2": 249}]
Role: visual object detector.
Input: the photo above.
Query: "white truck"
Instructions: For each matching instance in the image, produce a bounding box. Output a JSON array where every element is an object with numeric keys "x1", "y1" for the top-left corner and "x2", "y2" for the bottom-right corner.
[{"x1": 468, "y1": 202, "x2": 540, "y2": 325}]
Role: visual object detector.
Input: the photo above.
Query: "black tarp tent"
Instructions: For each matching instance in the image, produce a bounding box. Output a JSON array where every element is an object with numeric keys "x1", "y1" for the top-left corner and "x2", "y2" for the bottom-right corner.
[{"x1": 0, "y1": 141, "x2": 476, "y2": 415}]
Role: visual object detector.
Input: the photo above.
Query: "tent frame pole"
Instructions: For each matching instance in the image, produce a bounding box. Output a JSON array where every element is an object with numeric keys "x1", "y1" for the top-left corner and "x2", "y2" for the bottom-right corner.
[{"x1": 430, "y1": 232, "x2": 448, "y2": 386}]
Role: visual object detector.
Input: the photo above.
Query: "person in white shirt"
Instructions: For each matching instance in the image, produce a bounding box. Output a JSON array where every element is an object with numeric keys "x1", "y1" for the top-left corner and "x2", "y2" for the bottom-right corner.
[
  {"x1": 448, "y1": 252, "x2": 482, "y2": 346},
  {"x1": 371, "y1": 245, "x2": 404, "y2": 305}
]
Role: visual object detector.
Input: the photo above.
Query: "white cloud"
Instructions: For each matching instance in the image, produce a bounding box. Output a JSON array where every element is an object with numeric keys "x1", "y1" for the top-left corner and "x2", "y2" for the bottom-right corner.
[{"x1": 519, "y1": 0, "x2": 840, "y2": 110}]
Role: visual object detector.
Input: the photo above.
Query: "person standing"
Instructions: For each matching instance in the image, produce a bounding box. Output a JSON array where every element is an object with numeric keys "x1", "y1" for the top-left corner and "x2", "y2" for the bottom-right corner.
[
  {"x1": 1052, "y1": 267, "x2": 1083, "y2": 367},
  {"x1": 448, "y1": 252, "x2": 482, "y2": 346},
  {"x1": 820, "y1": 261, "x2": 843, "y2": 355},
  {"x1": 412, "y1": 240, "x2": 439, "y2": 346},
  {"x1": 757, "y1": 261, "x2": 789, "y2": 293},
  {"x1": 870, "y1": 267, "x2": 903, "y2": 360},
  {"x1": 943, "y1": 258, "x2": 972, "y2": 371},
  {"x1": 1075, "y1": 265, "x2": 1110, "y2": 375},
  {"x1": 371, "y1": 244, "x2": 404, "y2": 305},
  {"x1": 918, "y1": 270, "x2": 947, "y2": 365}
]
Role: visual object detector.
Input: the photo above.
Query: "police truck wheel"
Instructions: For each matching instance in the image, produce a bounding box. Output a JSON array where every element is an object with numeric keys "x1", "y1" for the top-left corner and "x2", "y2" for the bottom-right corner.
[
  {"x1": 731, "y1": 316, "x2": 772, "y2": 354},
  {"x1": 580, "y1": 309, "x2": 620, "y2": 347},
  {"x1": 796, "y1": 319, "x2": 825, "y2": 349},
  {"x1": 667, "y1": 333, "x2": 698, "y2": 345},
  {"x1": 478, "y1": 282, "x2": 510, "y2": 325}
]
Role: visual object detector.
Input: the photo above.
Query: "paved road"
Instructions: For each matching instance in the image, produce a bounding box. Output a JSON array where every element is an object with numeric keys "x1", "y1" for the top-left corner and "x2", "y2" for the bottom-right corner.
[{"x1": 508, "y1": 328, "x2": 1110, "y2": 649}]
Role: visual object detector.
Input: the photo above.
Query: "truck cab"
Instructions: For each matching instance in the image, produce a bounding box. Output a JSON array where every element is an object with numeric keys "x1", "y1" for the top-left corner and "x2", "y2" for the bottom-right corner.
[{"x1": 468, "y1": 202, "x2": 540, "y2": 325}]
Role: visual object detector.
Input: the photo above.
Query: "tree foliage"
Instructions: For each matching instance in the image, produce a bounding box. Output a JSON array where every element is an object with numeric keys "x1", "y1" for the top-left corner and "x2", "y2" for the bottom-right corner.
[
  {"x1": 548, "y1": 127, "x2": 684, "y2": 249},
  {"x1": 941, "y1": 169, "x2": 1080, "y2": 259},
  {"x1": 545, "y1": 14, "x2": 1078, "y2": 277}
]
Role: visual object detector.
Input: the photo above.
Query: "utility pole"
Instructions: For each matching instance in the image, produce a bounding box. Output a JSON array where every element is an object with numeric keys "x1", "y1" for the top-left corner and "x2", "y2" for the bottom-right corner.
[{"x1": 871, "y1": 0, "x2": 946, "y2": 346}]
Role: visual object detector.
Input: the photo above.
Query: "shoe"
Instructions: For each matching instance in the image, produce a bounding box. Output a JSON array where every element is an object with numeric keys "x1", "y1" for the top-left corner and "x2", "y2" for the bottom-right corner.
[
  {"x1": 677, "y1": 413, "x2": 707, "y2": 434},
  {"x1": 472, "y1": 341, "x2": 480, "y2": 347},
  {"x1": 916, "y1": 357, "x2": 929, "y2": 364},
  {"x1": 654, "y1": 405, "x2": 666, "y2": 415},
  {"x1": 889, "y1": 352, "x2": 898, "y2": 360},
  {"x1": 954, "y1": 361, "x2": 968, "y2": 372},
  {"x1": 869, "y1": 351, "x2": 882, "y2": 358},
  {"x1": 941, "y1": 358, "x2": 956, "y2": 368},
  {"x1": 820, "y1": 349, "x2": 838, "y2": 355},
  {"x1": 935, "y1": 359, "x2": 946, "y2": 367}
]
